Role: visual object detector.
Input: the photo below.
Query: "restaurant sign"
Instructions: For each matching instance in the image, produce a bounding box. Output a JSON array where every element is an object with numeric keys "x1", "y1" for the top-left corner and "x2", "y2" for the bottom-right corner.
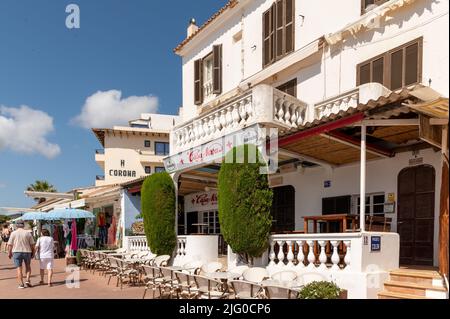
[
  {"x1": 184, "y1": 191, "x2": 218, "y2": 213},
  {"x1": 163, "y1": 124, "x2": 262, "y2": 173}
]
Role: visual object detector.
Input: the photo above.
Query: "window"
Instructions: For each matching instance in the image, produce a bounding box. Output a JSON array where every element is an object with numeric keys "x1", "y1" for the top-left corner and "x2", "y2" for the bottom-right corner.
[
  {"x1": 276, "y1": 78, "x2": 297, "y2": 97},
  {"x1": 322, "y1": 196, "x2": 352, "y2": 215},
  {"x1": 357, "y1": 38, "x2": 422, "y2": 90},
  {"x1": 144, "y1": 140, "x2": 151, "y2": 148},
  {"x1": 202, "y1": 211, "x2": 220, "y2": 234},
  {"x1": 361, "y1": 0, "x2": 388, "y2": 14},
  {"x1": 352, "y1": 193, "x2": 386, "y2": 216},
  {"x1": 144, "y1": 166, "x2": 151, "y2": 174},
  {"x1": 194, "y1": 44, "x2": 222, "y2": 105},
  {"x1": 155, "y1": 167, "x2": 165, "y2": 173},
  {"x1": 155, "y1": 142, "x2": 170, "y2": 156},
  {"x1": 263, "y1": 0, "x2": 295, "y2": 68}
]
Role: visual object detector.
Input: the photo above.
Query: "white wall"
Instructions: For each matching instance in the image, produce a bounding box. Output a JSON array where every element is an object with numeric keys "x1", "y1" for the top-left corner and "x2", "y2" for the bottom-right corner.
[
  {"x1": 178, "y1": 0, "x2": 449, "y2": 121},
  {"x1": 276, "y1": 147, "x2": 443, "y2": 266}
]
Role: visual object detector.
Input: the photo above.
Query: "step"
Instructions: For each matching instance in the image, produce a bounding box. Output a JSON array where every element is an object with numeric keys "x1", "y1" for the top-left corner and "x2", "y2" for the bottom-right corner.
[
  {"x1": 378, "y1": 291, "x2": 430, "y2": 299},
  {"x1": 389, "y1": 270, "x2": 444, "y2": 287},
  {"x1": 384, "y1": 280, "x2": 448, "y2": 298}
]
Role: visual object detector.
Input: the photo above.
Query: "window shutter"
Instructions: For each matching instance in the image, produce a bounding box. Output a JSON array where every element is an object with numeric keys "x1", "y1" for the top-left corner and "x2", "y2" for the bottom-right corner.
[
  {"x1": 275, "y1": 0, "x2": 284, "y2": 59},
  {"x1": 405, "y1": 43, "x2": 419, "y2": 86},
  {"x1": 285, "y1": 0, "x2": 294, "y2": 54},
  {"x1": 263, "y1": 5, "x2": 276, "y2": 67},
  {"x1": 194, "y1": 59, "x2": 203, "y2": 105},
  {"x1": 390, "y1": 49, "x2": 404, "y2": 90},
  {"x1": 212, "y1": 44, "x2": 222, "y2": 94},
  {"x1": 358, "y1": 62, "x2": 371, "y2": 85}
]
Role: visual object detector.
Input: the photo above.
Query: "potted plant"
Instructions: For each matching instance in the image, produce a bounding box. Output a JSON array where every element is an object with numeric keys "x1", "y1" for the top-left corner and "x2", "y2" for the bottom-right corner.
[{"x1": 298, "y1": 281, "x2": 347, "y2": 299}]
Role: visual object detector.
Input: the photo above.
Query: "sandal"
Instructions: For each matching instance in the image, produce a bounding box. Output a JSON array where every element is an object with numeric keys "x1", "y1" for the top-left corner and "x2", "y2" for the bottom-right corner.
[
  {"x1": 39, "y1": 281, "x2": 44, "y2": 285},
  {"x1": 18, "y1": 284, "x2": 26, "y2": 289},
  {"x1": 25, "y1": 281, "x2": 32, "y2": 288}
]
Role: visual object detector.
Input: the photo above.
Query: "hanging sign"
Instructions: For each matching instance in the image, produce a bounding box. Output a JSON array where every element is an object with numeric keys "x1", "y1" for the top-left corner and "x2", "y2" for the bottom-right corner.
[
  {"x1": 184, "y1": 191, "x2": 218, "y2": 213},
  {"x1": 163, "y1": 124, "x2": 262, "y2": 173}
]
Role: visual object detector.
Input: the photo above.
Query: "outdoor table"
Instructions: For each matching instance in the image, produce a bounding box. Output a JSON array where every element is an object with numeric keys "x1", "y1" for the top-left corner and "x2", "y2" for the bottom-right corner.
[{"x1": 303, "y1": 214, "x2": 358, "y2": 233}]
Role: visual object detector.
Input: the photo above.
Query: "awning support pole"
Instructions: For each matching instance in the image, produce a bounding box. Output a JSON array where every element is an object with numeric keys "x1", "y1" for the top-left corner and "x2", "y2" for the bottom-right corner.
[{"x1": 360, "y1": 123, "x2": 366, "y2": 232}]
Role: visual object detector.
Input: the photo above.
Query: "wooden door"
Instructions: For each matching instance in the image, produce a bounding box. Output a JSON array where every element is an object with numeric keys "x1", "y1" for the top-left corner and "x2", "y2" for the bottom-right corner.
[
  {"x1": 398, "y1": 165, "x2": 435, "y2": 266},
  {"x1": 271, "y1": 185, "x2": 295, "y2": 233}
]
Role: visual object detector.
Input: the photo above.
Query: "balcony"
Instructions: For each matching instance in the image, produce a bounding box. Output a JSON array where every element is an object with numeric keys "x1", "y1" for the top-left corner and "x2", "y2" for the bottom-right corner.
[
  {"x1": 172, "y1": 84, "x2": 309, "y2": 154},
  {"x1": 95, "y1": 150, "x2": 105, "y2": 168},
  {"x1": 137, "y1": 150, "x2": 165, "y2": 164},
  {"x1": 314, "y1": 83, "x2": 391, "y2": 121}
]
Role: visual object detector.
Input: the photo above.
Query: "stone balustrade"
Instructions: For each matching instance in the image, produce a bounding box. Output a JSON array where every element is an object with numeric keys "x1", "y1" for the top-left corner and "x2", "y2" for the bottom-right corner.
[
  {"x1": 126, "y1": 236, "x2": 151, "y2": 252},
  {"x1": 172, "y1": 84, "x2": 309, "y2": 154},
  {"x1": 267, "y1": 233, "x2": 360, "y2": 273},
  {"x1": 314, "y1": 88, "x2": 360, "y2": 120}
]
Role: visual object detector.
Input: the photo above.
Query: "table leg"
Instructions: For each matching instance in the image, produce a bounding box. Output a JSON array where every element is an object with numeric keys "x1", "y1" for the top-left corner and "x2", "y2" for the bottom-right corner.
[
  {"x1": 304, "y1": 220, "x2": 308, "y2": 234},
  {"x1": 313, "y1": 220, "x2": 317, "y2": 233},
  {"x1": 343, "y1": 218, "x2": 347, "y2": 232}
]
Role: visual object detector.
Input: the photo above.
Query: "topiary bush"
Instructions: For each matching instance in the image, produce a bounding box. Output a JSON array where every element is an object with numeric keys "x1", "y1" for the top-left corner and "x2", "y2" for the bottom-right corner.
[
  {"x1": 141, "y1": 172, "x2": 177, "y2": 255},
  {"x1": 218, "y1": 144, "x2": 273, "y2": 265},
  {"x1": 298, "y1": 281, "x2": 343, "y2": 299}
]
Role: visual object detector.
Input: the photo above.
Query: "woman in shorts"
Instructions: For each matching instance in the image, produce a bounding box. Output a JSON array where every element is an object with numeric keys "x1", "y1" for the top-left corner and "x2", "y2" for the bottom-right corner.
[{"x1": 35, "y1": 229, "x2": 55, "y2": 286}]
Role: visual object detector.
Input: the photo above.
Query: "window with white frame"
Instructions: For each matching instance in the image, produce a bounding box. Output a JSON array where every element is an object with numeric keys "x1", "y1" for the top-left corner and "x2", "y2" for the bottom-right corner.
[
  {"x1": 352, "y1": 193, "x2": 386, "y2": 216},
  {"x1": 203, "y1": 54, "x2": 214, "y2": 101},
  {"x1": 202, "y1": 211, "x2": 220, "y2": 234}
]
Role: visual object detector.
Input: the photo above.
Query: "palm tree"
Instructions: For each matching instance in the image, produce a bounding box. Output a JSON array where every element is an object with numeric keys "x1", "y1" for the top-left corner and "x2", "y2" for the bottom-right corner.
[{"x1": 26, "y1": 180, "x2": 57, "y2": 203}]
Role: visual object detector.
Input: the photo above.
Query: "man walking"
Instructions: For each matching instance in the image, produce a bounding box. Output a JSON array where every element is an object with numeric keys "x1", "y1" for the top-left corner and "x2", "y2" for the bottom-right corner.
[{"x1": 7, "y1": 221, "x2": 35, "y2": 289}]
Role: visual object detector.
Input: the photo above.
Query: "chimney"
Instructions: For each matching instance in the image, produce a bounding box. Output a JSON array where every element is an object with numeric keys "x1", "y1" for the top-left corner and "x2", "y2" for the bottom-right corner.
[{"x1": 187, "y1": 18, "x2": 198, "y2": 37}]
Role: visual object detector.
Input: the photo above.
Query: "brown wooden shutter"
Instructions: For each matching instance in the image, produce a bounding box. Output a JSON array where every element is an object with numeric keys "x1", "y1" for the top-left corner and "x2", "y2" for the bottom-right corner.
[
  {"x1": 358, "y1": 62, "x2": 371, "y2": 85},
  {"x1": 390, "y1": 49, "x2": 403, "y2": 90},
  {"x1": 372, "y1": 57, "x2": 384, "y2": 84},
  {"x1": 212, "y1": 44, "x2": 222, "y2": 94},
  {"x1": 277, "y1": 78, "x2": 297, "y2": 97},
  {"x1": 405, "y1": 42, "x2": 419, "y2": 86},
  {"x1": 285, "y1": 0, "x2": 294, "y2": 54},
  {"x1": 275, "y1": 0, "x2": 284, "y2": 59},
  {"x1": 194, "y1": 59, "x2": 203, "y2": 105},
  {"x1": 263, "y1": 5, "x2": 276, "y2": 67}
]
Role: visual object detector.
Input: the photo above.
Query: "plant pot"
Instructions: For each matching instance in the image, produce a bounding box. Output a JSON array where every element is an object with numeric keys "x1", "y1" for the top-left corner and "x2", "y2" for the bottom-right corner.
[{"x1": 339, "y1": 290, "x2": 348, "y2": 299}]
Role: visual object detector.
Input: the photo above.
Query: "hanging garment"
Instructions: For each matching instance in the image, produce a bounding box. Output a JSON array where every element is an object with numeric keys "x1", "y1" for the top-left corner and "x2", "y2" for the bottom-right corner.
[{"x1": 108, "y1": 215, "x2": 117, "y2": 246}]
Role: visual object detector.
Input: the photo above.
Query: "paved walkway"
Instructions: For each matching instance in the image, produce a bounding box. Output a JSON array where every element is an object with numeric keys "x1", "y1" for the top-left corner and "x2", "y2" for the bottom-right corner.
[{"x1": 0, "y1": 252, "x2": 145, "y2": 299}]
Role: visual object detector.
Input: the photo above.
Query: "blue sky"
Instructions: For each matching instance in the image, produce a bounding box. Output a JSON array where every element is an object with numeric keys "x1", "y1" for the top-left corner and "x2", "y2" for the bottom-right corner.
[{"x1": 0, "y1": 0, "x2": 227, "y2": 208}]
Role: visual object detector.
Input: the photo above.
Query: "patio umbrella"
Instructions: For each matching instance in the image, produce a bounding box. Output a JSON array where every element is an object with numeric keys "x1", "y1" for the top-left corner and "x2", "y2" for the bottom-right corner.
[
  {"x1": 20, "y1": 212, "x2": 53, "y2": 221},
  {"x1": 47, "y1": 208, "x2": 95, "y2": 220},
  {"x1": 70, "y1": 219, "x2": 78, "y2": 253}
]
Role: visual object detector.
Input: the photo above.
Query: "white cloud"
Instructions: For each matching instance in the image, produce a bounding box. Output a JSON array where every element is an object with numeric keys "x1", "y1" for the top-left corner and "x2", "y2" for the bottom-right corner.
[
  {"x1": 0, "y1": 105, "x2": 61, "y2": 159},
  {"x1": 72, "y1": 90, "x2": 159, "y2": 129}
]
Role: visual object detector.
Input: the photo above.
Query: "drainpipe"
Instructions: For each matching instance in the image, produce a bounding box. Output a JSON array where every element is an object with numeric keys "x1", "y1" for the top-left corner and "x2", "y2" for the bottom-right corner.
[{"x1": 360, "y1": 123, "x2": 366, "y2": 232}]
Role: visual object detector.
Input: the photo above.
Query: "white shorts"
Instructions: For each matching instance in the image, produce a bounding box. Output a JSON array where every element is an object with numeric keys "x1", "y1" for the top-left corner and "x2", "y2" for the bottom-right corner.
[{"x1": 39, "y1": 258, "x2": 54, "y2": 270}]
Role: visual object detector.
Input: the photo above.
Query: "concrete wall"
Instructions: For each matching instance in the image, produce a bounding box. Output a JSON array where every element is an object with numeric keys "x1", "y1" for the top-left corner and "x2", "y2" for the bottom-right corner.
[{"x1": 123, "y1": 191, "x2": 142, "y2": 236}]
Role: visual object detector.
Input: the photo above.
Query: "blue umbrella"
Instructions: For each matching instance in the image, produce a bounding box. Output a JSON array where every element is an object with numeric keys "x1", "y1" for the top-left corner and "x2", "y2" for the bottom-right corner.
[
  {"x1": 47, "y1": 208, "x2": 95, "y2": 220},
  {"x1": 20, "y1": 211, "x2": 54, "y2": 221}
]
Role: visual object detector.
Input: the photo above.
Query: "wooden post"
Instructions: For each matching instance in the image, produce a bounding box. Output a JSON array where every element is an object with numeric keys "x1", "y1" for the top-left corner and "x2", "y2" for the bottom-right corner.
[{"x1": 439, "y1": 125, "x2": 449, "y2": 279}]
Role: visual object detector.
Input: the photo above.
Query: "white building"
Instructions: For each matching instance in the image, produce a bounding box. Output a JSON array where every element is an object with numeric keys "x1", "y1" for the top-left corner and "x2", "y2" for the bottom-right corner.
[
  {"x1": 93, "y1": 113, "x2": 180, "y2": 186},
  {"x1": 158, "y1": 0, "x2": 449, "y2": 299}
]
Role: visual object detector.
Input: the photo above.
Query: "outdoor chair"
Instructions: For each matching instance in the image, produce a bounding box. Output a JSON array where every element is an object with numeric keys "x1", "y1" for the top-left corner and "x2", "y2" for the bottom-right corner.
[
  {"x1": 271, "y1": 270, "x2": 297, "y2": 282},
  {"x1": 107, "y1": 258, "x2": 139, "y2": 289},
  {"x1": 193, "y1": 275, "x2": 229, "y2": 299},
  {"x1": 229, "y1": 280, "x2": 263, "y2": 299},
  {"x1": 152, "y1": 255, "x2": 171, "y2": 267},
  {"x1": 228, "y1": 265, "x2": 250, "y2": 279},
  {"x1": 263, "y1": 285, "x2": 298, "y2": 299},
  {"x1": 155, "y1": 267, "x2": 177, "y2": 298},
  {"x1": 200, "y1": 261, "x2": 223, "y2": 275},
  {"x1": 242, "y1": 267, "x2": 269, "y2": 283},
  {"x1": 183, "y1": 260, "x2": 204, "y2": 275},
  {"x1": 174, "y1": 271, "x2": 199, "y2": 299},
  {"x1": 142, "y1": 265, "x2": 163, "y2": 299}
]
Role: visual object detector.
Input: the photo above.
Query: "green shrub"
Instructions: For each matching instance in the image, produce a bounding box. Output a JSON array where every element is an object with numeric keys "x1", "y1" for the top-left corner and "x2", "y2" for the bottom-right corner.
[
  {"x1": 218, "y1": 144, "x2": 273, "y2": 265},
  {"x1": 298, "y1": 281, "x2": 342, "y2": 299},
  {"x1": 141, "y1": 172, "x2": 177, "y2": 255}
]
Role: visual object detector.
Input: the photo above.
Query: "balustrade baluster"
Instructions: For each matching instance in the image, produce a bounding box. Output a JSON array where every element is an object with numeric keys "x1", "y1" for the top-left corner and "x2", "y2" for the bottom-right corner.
[
  {"x1": 344, "y1": 240, "x2": 351, "y2": 271},
  {"x1": 277, "y1": 241, "x2": 285, "y2": 265},
  {"x1": 318, "y1": 240, "x2": 328, "y2": 270},
  {"x1": 331, "y1": 240, "x2": 340, "y2": 271},
  {"x1": 296, "y1": 240, "x2": 305, "y2": 268},
  {"x1": 269, "y1": 241, "x2": 276, "y2": 266},
  {"x1": 286, "y1": 241, "x2": 294, "y2": 267},
  {"x1": 307, "y1": 240, "x2": 316, "y2": 269}
]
